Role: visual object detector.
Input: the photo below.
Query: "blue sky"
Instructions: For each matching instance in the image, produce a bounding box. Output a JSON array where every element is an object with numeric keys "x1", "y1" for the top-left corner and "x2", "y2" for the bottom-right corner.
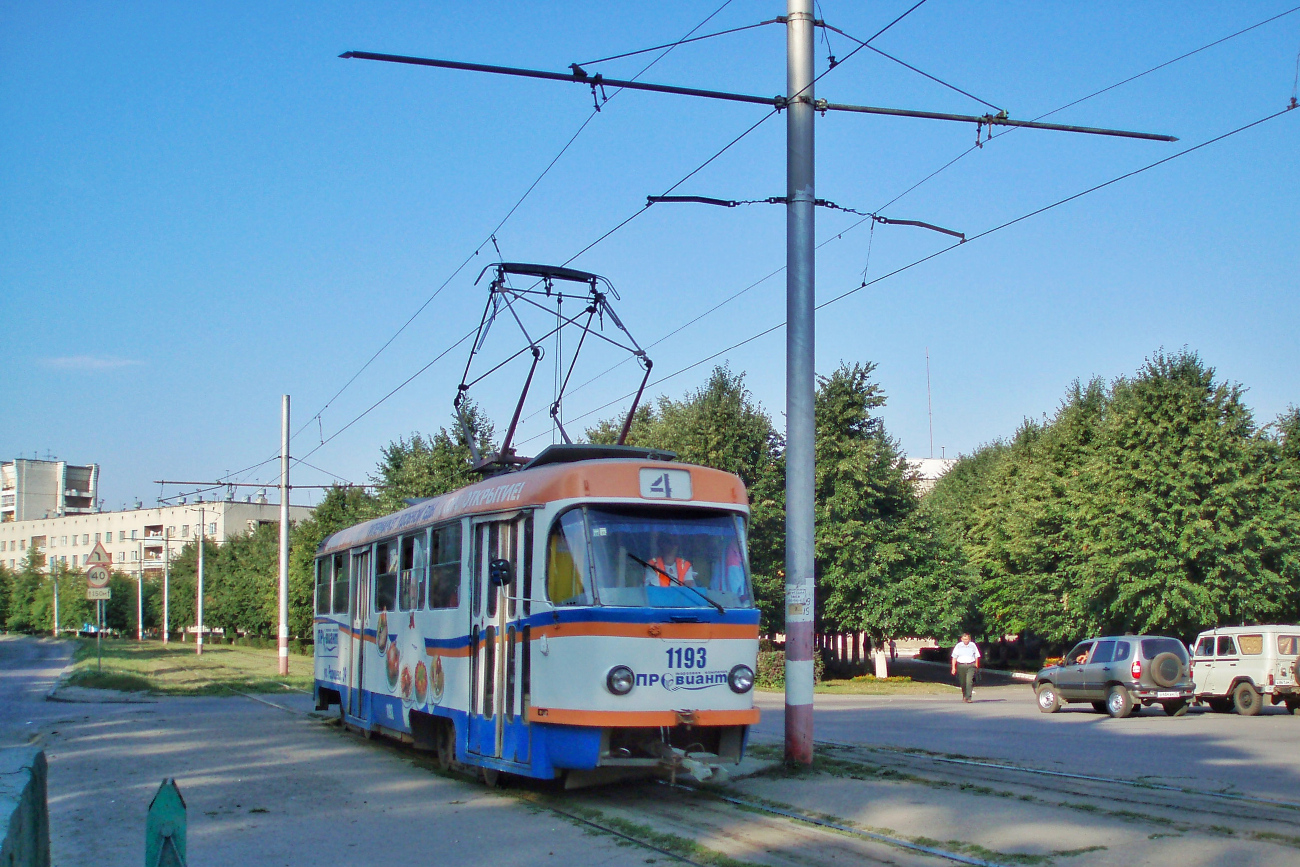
[{"x1": 3, "y1": 2, "x2": 1298, "y2": 509}]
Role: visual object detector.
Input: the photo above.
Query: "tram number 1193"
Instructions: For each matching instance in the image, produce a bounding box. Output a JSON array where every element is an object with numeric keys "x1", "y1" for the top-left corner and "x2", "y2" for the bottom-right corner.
[{"x1": 666, "y1": 647, "x2": 707, "y2": 669}]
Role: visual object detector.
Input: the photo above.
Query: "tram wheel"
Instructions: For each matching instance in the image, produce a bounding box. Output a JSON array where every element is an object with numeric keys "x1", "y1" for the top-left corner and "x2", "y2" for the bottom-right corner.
[{"x1": 481, "y1": 767, "x2": 501, "y2": 788}]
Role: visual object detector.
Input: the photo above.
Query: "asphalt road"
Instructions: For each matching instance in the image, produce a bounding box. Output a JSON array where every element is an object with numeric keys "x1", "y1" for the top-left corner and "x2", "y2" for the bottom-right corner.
[
  {"x1": 753, "y1": 683, "x2": 1300, "y2": 802},
  {"x1": 0, "y1": 635, "x2": 74, "y2": 746}
]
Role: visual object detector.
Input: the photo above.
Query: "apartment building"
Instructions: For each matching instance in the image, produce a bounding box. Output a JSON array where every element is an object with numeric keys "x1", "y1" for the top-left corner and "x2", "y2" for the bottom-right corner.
[
  {"x1": 0, "y1": 499, "x2": 315, "y2": 574},
  {"x1": 1, "y1": 458, "x2": 99, "y2": 522}
]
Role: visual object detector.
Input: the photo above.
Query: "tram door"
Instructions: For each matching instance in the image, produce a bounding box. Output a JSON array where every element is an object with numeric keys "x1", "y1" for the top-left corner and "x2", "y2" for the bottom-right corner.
[
  {"x1": 347, "y1": 548, "x2": 372, "y2": 719},
  {"x1": 468, "y1": 515, "x2": 529, "y2": 760}
]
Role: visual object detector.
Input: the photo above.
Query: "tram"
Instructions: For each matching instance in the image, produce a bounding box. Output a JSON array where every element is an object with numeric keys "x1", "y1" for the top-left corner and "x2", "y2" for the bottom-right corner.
[{"x1": 312, "y1": 443, "x2": 760, "y2": 786}]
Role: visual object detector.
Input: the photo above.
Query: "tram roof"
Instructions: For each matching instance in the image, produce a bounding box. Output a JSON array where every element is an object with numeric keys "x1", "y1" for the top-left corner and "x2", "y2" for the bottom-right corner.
[{"x1": 317, "y1": 456, "x2": 749, "y2": 557}]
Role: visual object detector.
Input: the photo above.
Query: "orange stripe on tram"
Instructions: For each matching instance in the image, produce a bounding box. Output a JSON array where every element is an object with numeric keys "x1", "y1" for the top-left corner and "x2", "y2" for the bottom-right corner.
[{"x1": 527, "y1": 707, "x2": 760, "y2": 727}]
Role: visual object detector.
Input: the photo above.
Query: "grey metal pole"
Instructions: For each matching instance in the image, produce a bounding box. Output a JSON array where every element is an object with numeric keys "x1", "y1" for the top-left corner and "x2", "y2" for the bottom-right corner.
[
  {"x1": 784, "y1": 0, "x2": 816, "y2": 766},
  {"x1": 196, "y1": 507, "x2": 205, "y2": 656},
  {"x1": 52, "y1": 564, "x2": 59, "y2": 637},
  {"x1": 278, "y1": 394, "x2": 291, "y2": 676},
  {"x1": 163, "y1": 531, "x2": 170, "y2": 644}
]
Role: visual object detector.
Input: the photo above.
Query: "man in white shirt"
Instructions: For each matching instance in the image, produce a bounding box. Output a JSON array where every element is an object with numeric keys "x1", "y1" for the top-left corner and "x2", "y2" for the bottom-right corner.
[{"x1": 950, "y1": 633, "x2": 981, "y2": 703}]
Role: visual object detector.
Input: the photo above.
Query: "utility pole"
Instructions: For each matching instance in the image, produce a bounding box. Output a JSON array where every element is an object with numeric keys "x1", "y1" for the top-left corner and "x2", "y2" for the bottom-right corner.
[
  {"x1": 163, "y1": 529, "x2": 171, "y2": 644},
  {"x1": 339, "y1": 2, "x2": 1175, "y2": 770},
  {"x1": 137, "y1": 542, "x2": 144, "y2": 641},
  {"x1": 196, "y1": 507, "x2": 205, "y2": 656},
  {"x1": 278, "y1": 395, "x2": 291, "y2": 676},
  {"x1": 51, "y1": 563, "x2": 59, "y2": 637},
  {"x1": 782, "y1": 0, "x2": 817, "y2": 766}
]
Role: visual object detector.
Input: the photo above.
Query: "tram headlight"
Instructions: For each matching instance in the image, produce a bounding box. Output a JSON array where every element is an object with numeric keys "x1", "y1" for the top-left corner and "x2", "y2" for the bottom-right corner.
[
  {"x1": 606, "y1": 665, "x2": 635, "y2": 696},
  {"x1": 728, "y1": 664, "x2": 755, "y2": 694}
]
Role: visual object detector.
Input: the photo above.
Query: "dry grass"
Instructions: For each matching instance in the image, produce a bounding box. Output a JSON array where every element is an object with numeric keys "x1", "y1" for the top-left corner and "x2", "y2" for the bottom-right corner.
[{"x1": 68, "y1": 638, "x2": 313, "y2": 695}]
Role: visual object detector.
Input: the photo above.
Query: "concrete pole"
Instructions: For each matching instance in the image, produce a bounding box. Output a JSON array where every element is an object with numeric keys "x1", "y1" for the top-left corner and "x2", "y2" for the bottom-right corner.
[
  {"x1": 163, "y1": 531, "x2": 170, "y2": 644},
  {"x1": 278, "y1": 394, "x2": 291, "y2": 676},
  {"x1": 137, "y1": 543, "x2": 143, "y2": 641},
  {"x1": 196, "y1": 507, "x2": 205, "y2": 656},
  {"x1": 783, "y1": 0, "x2": 816, "y2": 766},
  {"x1": 52, "y1": 564, "x2": 59, "y2": 637}
]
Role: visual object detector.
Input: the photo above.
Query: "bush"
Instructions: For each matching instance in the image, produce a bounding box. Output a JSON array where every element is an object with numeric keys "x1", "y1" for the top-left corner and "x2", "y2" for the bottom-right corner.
[{"x1": 755, "y1": 650, "x2": 823, "y2": 690}]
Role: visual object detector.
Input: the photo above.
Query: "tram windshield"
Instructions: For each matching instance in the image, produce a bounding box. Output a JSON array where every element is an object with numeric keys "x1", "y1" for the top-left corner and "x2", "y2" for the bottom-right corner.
[{"x1": 547, "y1": 506, "x2": 753, "y2": 609}]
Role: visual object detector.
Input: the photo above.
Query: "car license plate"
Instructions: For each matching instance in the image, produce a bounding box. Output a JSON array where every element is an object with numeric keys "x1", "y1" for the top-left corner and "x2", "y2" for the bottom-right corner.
[{"x1": 1156, "y1": 691, "x2": 1180, "y2": 699}]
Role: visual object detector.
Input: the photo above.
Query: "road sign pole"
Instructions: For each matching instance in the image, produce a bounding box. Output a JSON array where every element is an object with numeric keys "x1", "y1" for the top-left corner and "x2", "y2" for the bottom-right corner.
[
  {"x1": 52, "y1": 568, "x2": 59, "y2": 638},
  {"x1": 783, "y1": 0, "x2": 817, "y2": 766},
  {"x1": 97, "y1": 600, "x2": 102, "y2": 673},
  {"x1": 278, "y1": 394, "x2": 291, "y2": 676}
]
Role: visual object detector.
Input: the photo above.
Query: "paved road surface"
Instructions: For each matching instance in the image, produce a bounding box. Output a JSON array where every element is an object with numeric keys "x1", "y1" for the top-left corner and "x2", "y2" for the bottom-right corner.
[
  {"x1": 0, "y1": 635, "x2": 74, "y2": 746},
  {"x1": 753, "y1": 684, "x2": 1300, "y2": 801},
  {"x1": 0, "y1": 636, "x2": 639, "y2": 867}
]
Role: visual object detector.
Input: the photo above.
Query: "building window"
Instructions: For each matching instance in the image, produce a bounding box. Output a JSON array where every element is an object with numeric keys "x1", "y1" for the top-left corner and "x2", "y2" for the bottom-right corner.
[
  {"x1": 167, "y1": 526, "x2": 175, "y2": 537},
  {"x1": 119, "y1": 531, "x2": 126, "y2": 542},
  {"x1": 131, "y1": 550, "x2": 138, "y2": 561},
  {"x1": 181, "y1": 525, "x2": 189, "y2": 538},
  {"x1": 19, "y1": 540, "x2": 25, "y2": 550},
  {"x1": 131, "y1": 530, "x2": 137, "y2": 540},
  {"x1": 208, "y1": 523, "x2": 216, "y2": 535},
  {"x1": 0, "y1": 541, "x2": 5, "y2": 552},
  {"x1": 82, "y1": 534, "x2": 89, "y2": 545}
]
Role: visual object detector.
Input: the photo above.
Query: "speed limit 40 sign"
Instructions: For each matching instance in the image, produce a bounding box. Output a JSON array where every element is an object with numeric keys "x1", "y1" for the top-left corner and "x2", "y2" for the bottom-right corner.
[{"x1": 85, "y1": 541, "x2": 112, "y2": 599}]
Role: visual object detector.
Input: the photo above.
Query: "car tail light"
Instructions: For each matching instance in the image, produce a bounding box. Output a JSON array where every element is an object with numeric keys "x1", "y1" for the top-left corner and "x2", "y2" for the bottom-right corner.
[
  {"x1": 1269, "y1": 673, "x2": 1275, "y2": 687},
  {"x1": 1131, "y1": 659, "x2": 1142, "y2": 679}
]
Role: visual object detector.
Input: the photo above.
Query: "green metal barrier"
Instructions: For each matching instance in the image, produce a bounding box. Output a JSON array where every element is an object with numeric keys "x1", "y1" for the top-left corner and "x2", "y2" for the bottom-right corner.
[{"x1": 145, "y1": 779, "x2": 186, "y2": 867}]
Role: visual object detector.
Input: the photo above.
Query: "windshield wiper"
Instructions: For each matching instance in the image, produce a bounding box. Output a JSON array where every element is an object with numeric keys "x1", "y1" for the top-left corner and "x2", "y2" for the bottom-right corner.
[{"x1": 626, "y1": 552, "x2": 725, "y2": 615}]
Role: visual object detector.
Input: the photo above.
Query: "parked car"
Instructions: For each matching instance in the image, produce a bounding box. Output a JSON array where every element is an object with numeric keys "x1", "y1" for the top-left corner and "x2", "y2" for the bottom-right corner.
[
  {"x1": 1191, "y1": 625, "x2": 1300, "y2": 716},
  {"x1": 1034, "y1": 635, "x2": 1194, "y2": 718}
]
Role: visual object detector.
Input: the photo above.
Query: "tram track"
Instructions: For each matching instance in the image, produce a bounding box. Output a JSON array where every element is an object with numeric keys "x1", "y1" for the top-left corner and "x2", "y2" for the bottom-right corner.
[
  {"x1": 807, "y1": 740, "x2": 1300, "y2": 848},
  {"x1": 237, "y1": 691, "x2": 1300, "y2": 862},
  {"x1": 239, "y1": 693, "x2": 1015, "y2": 866}
]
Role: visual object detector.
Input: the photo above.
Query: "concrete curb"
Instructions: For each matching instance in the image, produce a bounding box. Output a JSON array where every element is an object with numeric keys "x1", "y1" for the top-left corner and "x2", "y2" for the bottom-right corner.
[
  {"x1": 904, "y1": 657, "x2": 1038, "y2": 683},
  {"x1": 0, "y1": 747, "x2": 49, "y2": 867}
]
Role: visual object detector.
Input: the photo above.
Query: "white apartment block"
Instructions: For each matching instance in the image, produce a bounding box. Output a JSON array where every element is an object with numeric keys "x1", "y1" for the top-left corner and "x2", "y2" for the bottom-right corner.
[
  {"x1": 1, "y1": 458, "x2": 99, "y2": 522},
  {"x1": 0, "y1": 500, "x2": 315, "y2": 574}
]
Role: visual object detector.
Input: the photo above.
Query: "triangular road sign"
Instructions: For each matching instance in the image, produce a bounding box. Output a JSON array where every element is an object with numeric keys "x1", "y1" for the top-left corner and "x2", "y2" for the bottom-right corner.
[{"x1": 84, "y1": 541, "x2": 111, "y2": 566}]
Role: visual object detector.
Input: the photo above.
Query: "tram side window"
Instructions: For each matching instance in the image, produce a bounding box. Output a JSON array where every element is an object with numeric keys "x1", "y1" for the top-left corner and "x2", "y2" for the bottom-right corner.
[
  {"x1": 428, "y1": 523, "x2": 461, "y2": 609},
  {"x1": 399, "y1": 533, "x2": 427, "y2": 610},
  {"x1": 375, "y1": 540, "x2": 399, "y2": 612},
  {"x1": 547, "y1": 510, "x2": 591, "y2": 606},
  {"x1": 314, "y1": 558, "x2": 331, "y2": 615},
  {"x1": 331, "y1": 554, "x2": 350, "y2": 614}
]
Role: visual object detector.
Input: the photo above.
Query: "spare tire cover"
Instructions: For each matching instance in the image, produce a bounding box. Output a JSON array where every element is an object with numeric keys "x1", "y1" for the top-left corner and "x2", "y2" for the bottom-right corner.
[{"x1": 1151, "y1": 651, "x2": 1182, "y2": 687}]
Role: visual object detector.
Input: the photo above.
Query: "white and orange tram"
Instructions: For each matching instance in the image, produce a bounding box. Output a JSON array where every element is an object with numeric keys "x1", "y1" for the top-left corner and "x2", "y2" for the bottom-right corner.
[{"x1": 312, "y1": 444, "x2": 760, "y2": 785}]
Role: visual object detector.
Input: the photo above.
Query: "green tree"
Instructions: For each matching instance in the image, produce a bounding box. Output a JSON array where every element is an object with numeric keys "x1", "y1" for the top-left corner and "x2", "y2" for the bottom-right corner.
[
  {"x1": 371, "y1": 402, "x2": 496, "y2": 511},
  {"x1": 812, "y1": 362, "x2": 971, "y2": 644},
  {"x1": 1072, "y1": 351, "x2": 1300, "y2": 636},
  {"x1": 5, "y1": 549, "x2": 46, "y2": 633}
]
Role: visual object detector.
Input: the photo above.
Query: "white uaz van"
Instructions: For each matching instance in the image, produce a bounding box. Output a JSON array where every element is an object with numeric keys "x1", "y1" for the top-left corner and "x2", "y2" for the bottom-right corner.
[{"x1": 1191, "y1": 625, "x2": 1300, "y2": 715}]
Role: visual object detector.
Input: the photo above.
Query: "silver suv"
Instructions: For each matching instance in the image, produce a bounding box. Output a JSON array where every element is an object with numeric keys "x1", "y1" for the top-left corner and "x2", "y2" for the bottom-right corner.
[
  {"x1": 1034, "y1": 635, "x2": 1194, "y2": 718},
  {"x1": 1191, "y1": 626, "x2": 1300, "y2": 715}
]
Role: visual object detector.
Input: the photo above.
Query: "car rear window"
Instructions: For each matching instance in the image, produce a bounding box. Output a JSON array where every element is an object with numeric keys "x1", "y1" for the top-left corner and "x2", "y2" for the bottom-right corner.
[
  {"x1": 1141, "y1": 638, "x2": 1188, "y2": 661},
  {"x1": 1238, "y1": 634, "x2": 1264, "y2": 655},
  {"x1": 1279, "y1": 635, "x2": 1300, "y2": 656},
  {"x1": 1195, "y1": 637, "x2": 1215, "y2": 657}
]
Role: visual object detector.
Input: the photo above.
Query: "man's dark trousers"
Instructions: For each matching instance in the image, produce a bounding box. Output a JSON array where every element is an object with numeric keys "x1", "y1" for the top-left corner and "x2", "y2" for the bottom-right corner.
[{"x1": 956, "y1": 663, "x2": 976, "y2": 700}]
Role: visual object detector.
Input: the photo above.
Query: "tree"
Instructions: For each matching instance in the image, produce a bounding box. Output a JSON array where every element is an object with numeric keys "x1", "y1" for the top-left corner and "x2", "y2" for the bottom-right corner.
[
  {"x1": 371, "y1": 401, "x2": 496, "y2": 511},
  {"x1": 1072, "y1": 351, "x2": 1300, "y2": 636},
  {"x1": 5, "y1": 549, "x2": 46, "y2": 633},
  {"x1": 812, "y1": 362, "x2": 972, "y2": 658}
]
